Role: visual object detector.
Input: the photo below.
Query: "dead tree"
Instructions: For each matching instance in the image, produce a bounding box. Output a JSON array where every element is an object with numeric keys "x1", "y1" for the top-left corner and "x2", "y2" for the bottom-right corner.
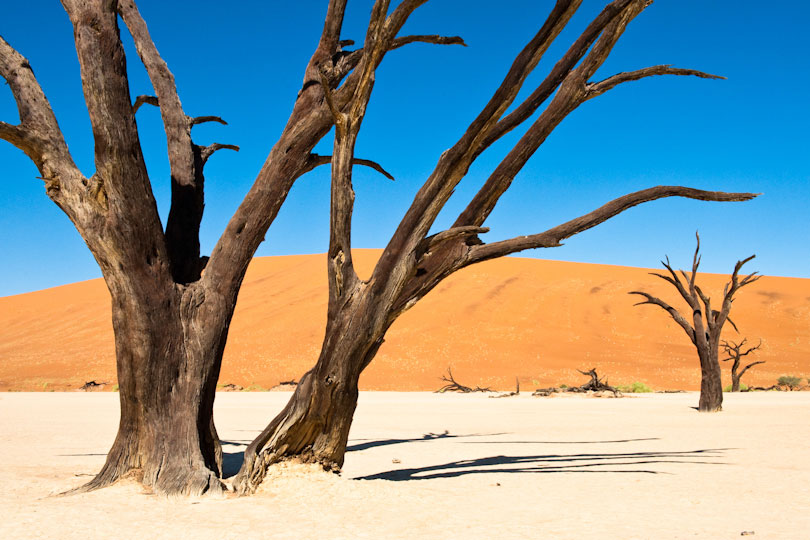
[
  {"x1": 233, "y1": 0, "x2": 757, "y2": 493},
  {"x1": 721, "y1": 339, "x2": 764, "y2": 392},
  {"x1": 630, "y1": 234, "x2": 760, "y2": 412},
  {"x1": 0, "y1": 0, "x2": 417, "y2": 495}
]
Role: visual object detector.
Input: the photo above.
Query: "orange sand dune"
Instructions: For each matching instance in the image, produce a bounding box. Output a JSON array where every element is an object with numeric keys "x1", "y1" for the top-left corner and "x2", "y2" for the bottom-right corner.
[{"x1": 1, "y1": 250, "x2": 807, "y2": 392}]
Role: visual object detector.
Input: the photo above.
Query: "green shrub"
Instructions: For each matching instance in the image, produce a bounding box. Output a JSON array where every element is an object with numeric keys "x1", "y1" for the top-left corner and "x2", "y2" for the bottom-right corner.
[
  {"x1": 559, "y1": 384, "x2": 568, "y2": 389},
  {"x1": 617, "y1": 381, "x2": 653, "y2": 393},
  {"x1": 777, "y1": 375, "x2": 802, "y2": 389},
  {"x1": 244, "y1": 384, "x2": 267, "y2": 392},
  {"x1": 112, "y1": 384, "x2": 119, "y2": 392},
  {"x1": 723, "y1": 383, "x2": 748, "y2": 392}
]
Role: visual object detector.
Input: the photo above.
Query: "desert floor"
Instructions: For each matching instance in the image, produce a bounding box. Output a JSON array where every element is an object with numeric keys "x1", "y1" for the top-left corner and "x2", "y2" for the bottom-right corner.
[{"x1": 1, "y1": 391, "x2": 808, "y2": 539}]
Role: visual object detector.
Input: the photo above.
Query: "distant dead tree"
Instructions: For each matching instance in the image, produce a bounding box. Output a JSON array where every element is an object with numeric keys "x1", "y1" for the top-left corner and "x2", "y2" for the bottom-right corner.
[
  {"x1": 234, "y1": 1, "x2": 757, "y2": 493},
  {"x1": 630, "y1": 234, "x2": 760, "y2": 412},
  {"x1": 721, "y1": 338, "x2": 764, "y2": 392}
]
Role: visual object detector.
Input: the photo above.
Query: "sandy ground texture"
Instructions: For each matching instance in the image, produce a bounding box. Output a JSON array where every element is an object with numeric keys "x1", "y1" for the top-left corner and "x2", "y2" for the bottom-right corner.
[
  {"x1": 1, "y1": 251, "x2": 808, "y2": 392},
  {"x1": 1, "y1": 392, "x2": 808, "y2": 540}
]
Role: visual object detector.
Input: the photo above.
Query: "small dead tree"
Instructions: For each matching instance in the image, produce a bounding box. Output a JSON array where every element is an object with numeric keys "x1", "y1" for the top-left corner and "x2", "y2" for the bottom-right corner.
[
  {"x1": 234, "y1": 0, "x2": 757, "y2": 493},
  {"x1": 721, "y1": 338, "x2": 764, "y2": 392},
  {"x1": 630, "y1": 234, "x2": 760, "y2": 412},
  {"x1": 576, "y1": 368, "x2": 619, "y2": 395}
]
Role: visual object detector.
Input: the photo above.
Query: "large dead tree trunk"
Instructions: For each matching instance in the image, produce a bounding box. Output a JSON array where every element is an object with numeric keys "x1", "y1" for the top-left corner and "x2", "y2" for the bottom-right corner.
[
  {"x1": 85, "y1": 281, "x2": 235, "y2": 495},
  {"x1": 721, "y1": 339, "x2": 764, "y2": 392},
  {"x1": 631, "y1": 234, "x2": 760, "y2": 412},
  {"x1": 1, "y1": 0, "x2": 376, "y2": 495},
  {"x1": 234, "y1": 0, "x2": 759, "y2": 493}
]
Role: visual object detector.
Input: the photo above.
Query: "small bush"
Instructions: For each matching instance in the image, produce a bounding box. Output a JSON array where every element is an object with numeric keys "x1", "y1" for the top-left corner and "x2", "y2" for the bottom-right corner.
[
  {"x1": 723, "y1": 383, "x2": 748, "y2": 392},
  {"x1": 618, "y1": 382, "x2": 652, "y2": 393},
  {"x1": 112, "y1": 384, "x2": 119, "y2": 392},
  {"x1": 559, "y1": 384, "x2": 568, "y2": 389},
  {"x1": 777, "y1": 375, "x2": 802, "y2": 389},
  {"x1": 244, "y1": 384, "x2": 267, "y2": 392}
]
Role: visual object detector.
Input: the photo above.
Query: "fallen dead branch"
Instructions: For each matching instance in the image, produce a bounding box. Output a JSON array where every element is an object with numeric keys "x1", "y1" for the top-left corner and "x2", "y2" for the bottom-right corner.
[
  {"x1": 490, "y1": 376, "x2": 520, "y2": 398},
  {"x1": 79, "y1": 381, "x2": 109, "y2": 391},
  {"x1": 533, "y1": 368, "x2": 622, "y2": 397},
  {"x1": 435, "y1": 367, "x2": 492, "y2": 393}
]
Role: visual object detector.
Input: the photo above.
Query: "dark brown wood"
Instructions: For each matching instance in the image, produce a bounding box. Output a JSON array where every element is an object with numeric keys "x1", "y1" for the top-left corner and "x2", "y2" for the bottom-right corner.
[
  {"x1": 1, "y1": 0, "x2": 374, "y2": 496},
  {"x1": 235, "y1": 0, "x2": 759, "y2": 494},
  {"x1": 721, "y1": 338, "x2": 764, "y2": 392},
  {"x1": 435, "y1": 367, "x2": 493, "y2": 394},
  {"x1": 630, "y1": 234, "x2": 760, "y2": 411}
]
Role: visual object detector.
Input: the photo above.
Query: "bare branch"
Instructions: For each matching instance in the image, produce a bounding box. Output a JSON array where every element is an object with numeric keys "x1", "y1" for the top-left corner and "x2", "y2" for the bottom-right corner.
[
  {"x1": 454, "y1": 0, "x2": 663, "y2": 229},
  {"x1": 330, "y1": 34, "x2": 465, "y2": 85},
  {"x1": 118, "y1": 1, "x2": 195, "y2": 187},
  {"x1": 373, "y1": 0, "x2": 585, "y2": 287},
  {"x1": 391, "y1": 35, "x2": 467, "y2": 49},
  {"x1": 587, "y1": 65, "x2": 724, "y2": 99},
  {"x1": 319, "y1": 69, "x2": 347, "y2": 136},
  {"x1": 465, "y1": 186, "x2": 758, "y2": 264},
  {"x1": 133, "y1": 94, "x2": 159, "y2": 113},
  {"x1": 739, "y1": 338, "x2": 763, "y2": 357},
  {"x1": 629, "y1": 291, "x2": 696, "y2": 343},
  {"x1": 200, "y1": 143, "x2": 240, "y2": 164},
  {"x1": 714, "y1": 255, "x2": 760, "y2": 330},
  {"x1": 0, "y1": 36, "x2": 75, "y2": 175},
  {"x1": 417, "y1": 226, "x2": 490, "y2": 257},
  {"x1": 303, "y1": 154, "x2": 394, "y2": 180},
  {"x1": 657, "y1": 257, "x2": 698, "y2": 310},
  {"x1": 469, "y1": 0, "x2": 635, "y2": 161},
  {"x1": 320, "y1": 0, "x2": 349, "y2": 52},
  {"x1": 190, "y1": 115, "x2": 228, "y2": 127},
  {"x1": 738, "y1": 360, "x2": 766, "y2": 379}
]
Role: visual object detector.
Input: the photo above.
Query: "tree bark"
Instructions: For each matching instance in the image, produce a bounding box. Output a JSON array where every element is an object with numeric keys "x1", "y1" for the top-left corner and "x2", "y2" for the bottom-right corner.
[
  {"x1": 697, "y1": 348, "x2": 723, "y2": 412},
  {"x1": 234, "y1": 288, "x2": 385, "y2": 494},
  {"x1": 76, "y1": 278, "x2": 237, "y2": 496}
]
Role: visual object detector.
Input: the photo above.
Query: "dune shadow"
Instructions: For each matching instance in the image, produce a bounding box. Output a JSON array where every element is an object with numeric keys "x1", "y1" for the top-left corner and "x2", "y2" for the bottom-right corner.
[{"x1": 355, "y1": 448, "x2": 729, "y2": 481}]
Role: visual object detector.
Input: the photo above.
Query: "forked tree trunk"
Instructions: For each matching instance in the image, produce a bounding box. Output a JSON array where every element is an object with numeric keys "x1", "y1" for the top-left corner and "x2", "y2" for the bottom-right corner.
[
  {"x1": 78, "y1": 279, "x2": 236, "y2": 496},
  {"x1": 697, "y1": 347, "x2": 723, "y2": 412},
  {"x1": 233, "y1": 290, "x2": 385, "y2": 494}
]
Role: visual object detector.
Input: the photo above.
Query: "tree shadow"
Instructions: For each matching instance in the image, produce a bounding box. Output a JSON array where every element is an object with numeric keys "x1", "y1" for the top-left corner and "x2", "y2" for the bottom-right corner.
[
  {"x1": 347, "y1": 432, "x2": 661, "y2": 452},
  {"x1": 347, "y1": 431, "x2": 509, "y2": 452},
  {"x1": 222, "y1": 450, "x2": 245, "y2": 479},
  {"x1": 354, "y1": 448, "x2": 729, "y2": 481}
]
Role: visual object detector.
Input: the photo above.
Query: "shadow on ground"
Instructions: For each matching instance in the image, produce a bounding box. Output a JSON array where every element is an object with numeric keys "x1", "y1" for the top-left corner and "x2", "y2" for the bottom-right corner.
[
  {"x1": 220, "y1": 432, "x2": 725, "y2": 481},
  {"x1": 355, "y1": 448, "x2": 728, "y2": 481}
]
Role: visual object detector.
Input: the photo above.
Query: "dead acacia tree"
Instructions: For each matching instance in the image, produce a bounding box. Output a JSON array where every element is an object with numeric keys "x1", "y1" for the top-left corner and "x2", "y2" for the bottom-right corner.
[
  {"x1": 233, "y1": 0, "x2": 757, "y2": 493},
  {"x1": 630, "y1": 234, "x2": 760, "y2": 412},
  {"x1": 721, "y1": 338, "x2": 764, "y2": 392},
  {"x1": 1, "y1": 0, "x2": 434, "y2": 495}
]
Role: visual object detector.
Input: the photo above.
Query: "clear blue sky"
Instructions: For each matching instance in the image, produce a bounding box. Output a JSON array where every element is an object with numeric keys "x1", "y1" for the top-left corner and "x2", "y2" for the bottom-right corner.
[{"x1": 1, "y1": 0, "x2": 808, "y2": 296}]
